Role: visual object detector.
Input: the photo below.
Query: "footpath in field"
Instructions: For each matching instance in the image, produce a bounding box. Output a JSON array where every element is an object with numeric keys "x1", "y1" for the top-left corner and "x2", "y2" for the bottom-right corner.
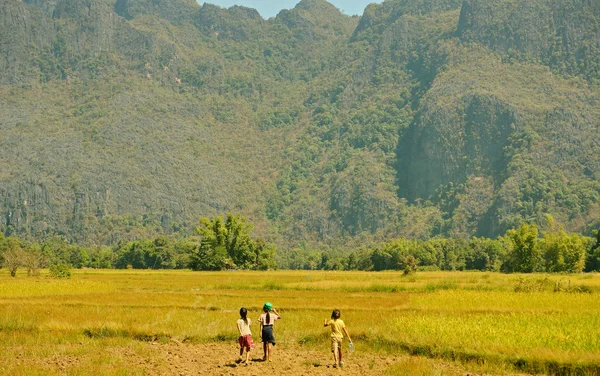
[
  {"x1": 143, "y1": 342, "x2": 400, "y2": 375},
  {"x1": 136, "y1": 341, "x2": 527, "y2": 376}
]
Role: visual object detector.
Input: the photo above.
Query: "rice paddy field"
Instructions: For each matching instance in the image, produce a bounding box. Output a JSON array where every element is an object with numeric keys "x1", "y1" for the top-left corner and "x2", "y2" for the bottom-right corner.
[{"x1": 1, "y1": 270, "x2": 599, "y2": 375}]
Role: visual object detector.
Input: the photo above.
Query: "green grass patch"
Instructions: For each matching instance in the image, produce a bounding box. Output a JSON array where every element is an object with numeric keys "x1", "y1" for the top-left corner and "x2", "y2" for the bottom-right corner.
[
  {"x1": 424, "y1": 280, "x2": 458, "y2": 292},
  {"x1": 83, "y1": 327, "x2": 171, "y2": 342}
]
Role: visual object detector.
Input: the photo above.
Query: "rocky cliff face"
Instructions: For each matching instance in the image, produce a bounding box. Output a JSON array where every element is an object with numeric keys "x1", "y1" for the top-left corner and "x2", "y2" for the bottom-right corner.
[
  {"x1": 353, "y1": 0, "x2": 463, "y2": 38},
  {"x1": 1, "y1": 0, "x2": 599, "y2": 244},
  {"x1": 195, "y1": 3, "x2": 264, "y2": 41},
  {"x1": 24, "y1": 0, "x2": 58, "y2": 16},
  {"x1": 52, "y1": 0, "x2": 120, "y2": 54},
  {"x1": 0, "y1": 0, "x2": 53, "y2": 84},
  {"x1": 458, "y1": 0, "x2": 600, "y2": 81},
  {"x1": 114, "y1": 0, "x2": 198, "y2": 23},
  {"x1": 399, "y1": 93, "x2": 517, "y2": 201},
  {"x1": 275, "y1": 0, "x2": 356, "y2": 41}
]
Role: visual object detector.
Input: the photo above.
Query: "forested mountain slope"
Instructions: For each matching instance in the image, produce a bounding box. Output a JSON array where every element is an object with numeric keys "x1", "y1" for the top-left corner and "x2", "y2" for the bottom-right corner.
[{"x1": 0, "y1": 0, "x2": 599, "y2": 250}]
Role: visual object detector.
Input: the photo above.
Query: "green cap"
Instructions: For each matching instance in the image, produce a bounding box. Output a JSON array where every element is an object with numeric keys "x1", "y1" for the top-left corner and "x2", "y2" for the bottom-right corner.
[{"x1": 263, "y1": 302, "x2": 273, "y2": 311}]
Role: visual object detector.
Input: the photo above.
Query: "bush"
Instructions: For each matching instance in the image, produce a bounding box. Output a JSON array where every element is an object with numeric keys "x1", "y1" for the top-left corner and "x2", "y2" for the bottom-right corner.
[
  {"x1": 514, "y1": 277, "x2": 550, "y2": 292},
  {"x1": 403, "y1": 255, "x2": 418, "y2": 275},
  {"x1": 424, "y1": 280, "x2": 458, "y2": 292},
  {"x1": 48, "y1": 263, "x2": 72, "y2": 279},
  {"x1": 553, "y1": 279, "x2": 593, "y2": 294}
]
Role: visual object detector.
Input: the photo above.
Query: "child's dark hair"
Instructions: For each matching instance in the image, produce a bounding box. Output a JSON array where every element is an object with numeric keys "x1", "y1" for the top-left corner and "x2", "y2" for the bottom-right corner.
[
  {"x1": 331, "y1": 309, "x2": 341, "y2": 320},
  {"x1": 264, "y1": 306, "x2": 271, "y2": 324},
  {"x1": 240, "y1": 307, "x2": 248, "y2": 324}
]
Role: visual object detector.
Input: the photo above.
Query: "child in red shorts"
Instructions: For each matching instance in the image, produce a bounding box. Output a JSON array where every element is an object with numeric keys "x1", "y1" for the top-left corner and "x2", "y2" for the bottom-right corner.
[{"x1": 237, "y1": 307, "x2": 254, "y2": 364}]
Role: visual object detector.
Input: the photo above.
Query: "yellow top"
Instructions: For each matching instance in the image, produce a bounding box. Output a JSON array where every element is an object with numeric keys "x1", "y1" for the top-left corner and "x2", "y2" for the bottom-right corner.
[{"x1": 326, "y1": 319, "x2": 345, "y2": 339}]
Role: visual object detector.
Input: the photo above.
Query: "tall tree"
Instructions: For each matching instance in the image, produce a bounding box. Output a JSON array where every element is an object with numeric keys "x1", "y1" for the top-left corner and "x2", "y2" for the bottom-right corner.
[
  {"x1": 2, "y1": 238, "x2": 26, "y2": 277},
  {"x1": 540, "y1": 215, "x2": 588, "y2": 273},
  {"x1": 190, "y1": 214, "x2": 276, "y2": 270},
  {"x1": 586, "y1": 230, "x2": 600, "y2": 272},
  {"x1": 504, "y1": 223, "x2": 542, "y2": 273}
]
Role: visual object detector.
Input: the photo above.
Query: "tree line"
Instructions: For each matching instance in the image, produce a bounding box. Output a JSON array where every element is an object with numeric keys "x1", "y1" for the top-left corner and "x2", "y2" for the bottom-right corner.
[
  {"x1": 0, "y1": 214, "x2": 276, "y2": 276},
  {"x1": 1, "y1": 214, "x2": 599, "y2": 275},
  {"x1": 281, "y1": 216, "x2": 600, "y2": 274}
]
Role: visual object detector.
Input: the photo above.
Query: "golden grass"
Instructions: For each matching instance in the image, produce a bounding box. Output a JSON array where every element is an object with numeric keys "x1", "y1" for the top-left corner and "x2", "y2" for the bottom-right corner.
[{"x1": 1, "y1": 270, "x2": 599, "y2": 374}]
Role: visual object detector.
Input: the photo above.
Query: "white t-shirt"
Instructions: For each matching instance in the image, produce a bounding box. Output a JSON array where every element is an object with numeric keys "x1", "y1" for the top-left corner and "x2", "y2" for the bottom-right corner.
[
  {"x1": 258, "y1": 313, "x2": 279, "y2": 326},
  {"x1": 237, "y1": 318, "x2": 252, "y2": 336}
]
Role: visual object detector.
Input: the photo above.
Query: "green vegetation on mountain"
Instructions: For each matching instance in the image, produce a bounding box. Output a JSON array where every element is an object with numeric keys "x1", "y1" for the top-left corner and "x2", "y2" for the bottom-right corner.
[
  {"x1": 458, "y1": 0, "x2": 600, "y2": 83},
  {"x1": 0, "y1": 0, "x2": 599, "y2": 260}
]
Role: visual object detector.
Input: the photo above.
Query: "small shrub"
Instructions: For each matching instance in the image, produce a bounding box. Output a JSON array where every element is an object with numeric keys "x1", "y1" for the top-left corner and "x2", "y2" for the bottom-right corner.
[
  {"x1": 365, "y1": 284, "x2": 402, "y2": 293},
  {"x1": 554, "y1": 279, "x2": 592, "y2": 294},
  {"x1": 570, "y1": 285, "x2": 593, "y2": 294},
  {"x1": 48, "y1": 263, "x2": 72, "y2": 279},
  {"x1": 514, "y1": 277, "x2": 550, "y2": 292},
  {"x1": 83, "y1": 327, "x2": 120, "y2": 339},
  {"x1": 403, "y1": 255, "x2": 418, "y2": 275},
  {"x1": 424, "y1": 280, "x2": 458, "y2": 292},
  {"x1": 301, "y1": 360, "x2": 321, "y2": 367},
  {"x1": 298, "y1": 332, "x2": 329, "y2": 345},
  {"x1": 210, "y1": 333, "x2": 238, "y2": 342}
]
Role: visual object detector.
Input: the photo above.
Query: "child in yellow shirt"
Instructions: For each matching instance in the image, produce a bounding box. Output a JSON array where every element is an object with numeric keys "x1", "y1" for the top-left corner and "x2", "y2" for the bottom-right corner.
[{"x1": 324, "y1": 309, "x2": 352, "y2": 368}]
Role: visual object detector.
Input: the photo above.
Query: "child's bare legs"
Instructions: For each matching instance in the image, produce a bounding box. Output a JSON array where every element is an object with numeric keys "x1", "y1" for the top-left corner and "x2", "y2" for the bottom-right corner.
[
  {"x1": 267, "y1": 343, "x2": 273, "y2": 361},
  {"x1": 262, "y1": 341, "x2": 267, "y2": 360},
  {"x1": 244, "y1": 347, "x2": 251, "y2": 363},
  {"x1": 331, "y1": 338, "x2": 342, "y2": 366},
  {"x1": 332, "y1": 349, "x2": 339, "y2": 365}
]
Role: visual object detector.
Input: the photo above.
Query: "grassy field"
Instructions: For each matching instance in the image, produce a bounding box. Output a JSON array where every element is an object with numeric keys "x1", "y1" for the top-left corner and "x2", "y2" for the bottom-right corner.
[{"x1": 1, "y1": 270, "x2": 599, "y2": 375}]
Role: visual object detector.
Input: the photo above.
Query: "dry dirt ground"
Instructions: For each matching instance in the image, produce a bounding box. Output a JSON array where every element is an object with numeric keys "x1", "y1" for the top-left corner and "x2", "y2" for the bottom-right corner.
[
  {"x1": 147, "y1": 342, "x2": 403, "y2": 375},
  {"x1": 32, "y1": 341, "x2": 537, "y2": 375},
  {"x1": 132, "y1": 341, "x2": 523, "y2": 376}
]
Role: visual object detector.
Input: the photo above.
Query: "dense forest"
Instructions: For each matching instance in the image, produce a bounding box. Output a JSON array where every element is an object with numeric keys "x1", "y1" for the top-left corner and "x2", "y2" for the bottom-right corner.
[{"x1": 1, "y1": 0, "x2": 599, "y2": 262}]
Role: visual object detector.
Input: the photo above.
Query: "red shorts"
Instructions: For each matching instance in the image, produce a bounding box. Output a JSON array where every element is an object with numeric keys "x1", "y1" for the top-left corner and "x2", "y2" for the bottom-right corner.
[{"x1": 239, "y1": 335, "x2": 254, "y2": 349}]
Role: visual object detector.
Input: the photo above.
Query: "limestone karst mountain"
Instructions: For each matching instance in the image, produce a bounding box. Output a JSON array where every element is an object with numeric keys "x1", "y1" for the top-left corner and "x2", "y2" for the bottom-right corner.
[{"x1": 0, "y1": 0, "x2": 599, "y2": 248}]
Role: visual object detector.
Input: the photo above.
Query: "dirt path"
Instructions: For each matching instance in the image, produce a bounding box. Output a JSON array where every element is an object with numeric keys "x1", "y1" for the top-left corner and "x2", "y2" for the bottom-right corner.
[
  {"x1": 139, "y1": 341, "x2": 481, "y2": 376},
  {"x1": 33, "y1": 340, "x2": 534, "y2": 375}
]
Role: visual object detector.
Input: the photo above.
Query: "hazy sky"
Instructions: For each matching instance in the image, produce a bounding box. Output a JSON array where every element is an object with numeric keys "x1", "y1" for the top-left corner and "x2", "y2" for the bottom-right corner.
[{"x1": 197, "y1": 0, "x2": 383, "y2": 18}]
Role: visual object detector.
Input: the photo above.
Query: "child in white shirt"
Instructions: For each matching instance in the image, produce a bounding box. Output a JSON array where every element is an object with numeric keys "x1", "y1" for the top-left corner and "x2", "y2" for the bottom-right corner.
[{"x1": 236, "y1": 307, "x2": 254, "y2": 364}]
